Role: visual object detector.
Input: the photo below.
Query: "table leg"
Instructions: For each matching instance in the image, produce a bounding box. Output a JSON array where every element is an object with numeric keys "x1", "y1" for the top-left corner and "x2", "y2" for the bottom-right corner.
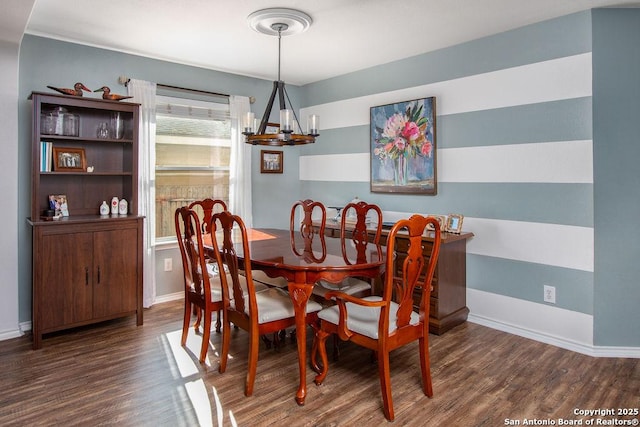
[{"x1": 287, "y1": 281, "x2": 313, "y2": 406}]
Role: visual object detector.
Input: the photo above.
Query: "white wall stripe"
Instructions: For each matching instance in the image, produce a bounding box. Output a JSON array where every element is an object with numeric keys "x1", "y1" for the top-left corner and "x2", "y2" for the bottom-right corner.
[
  {"x1": 299, "y1": 140, "x2": 593, "y2": 184},
  {"x1": 439, "y1": 140, "x2": 593, "y2": 183},
  {"x1": 465, "y1": 217, "x2": 594, "y2": 272},
  {"x1": 295, "y1": 202, "x2": 593, "y2": 272},
  {"x1": 301, "y1": 53, "x2": 592, "y2": 130},
  {"x1": 467, "y1": 288, "x2": 595, "y2": 354},
  {"x1": 300, "y1": 153, "x2": 369, "y2": 182}
]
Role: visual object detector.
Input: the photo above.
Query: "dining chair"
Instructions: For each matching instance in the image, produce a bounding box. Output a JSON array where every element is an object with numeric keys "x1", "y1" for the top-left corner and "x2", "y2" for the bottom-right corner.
[
  {"x1": 188, "y1": 198, "x2": 228, "y2": 333},
  {"x1": 211, "y1": 210, "x2": 323, "y2": 396},
  {"x1": 313, "y1": 200, "x2": 383, "y2": 300},
  {"x1": 175, "y1": 206, "x2": 225, "y2": 363},
  {"x1": 311, "y1": 214, "x2": 442, "y2": 421}
]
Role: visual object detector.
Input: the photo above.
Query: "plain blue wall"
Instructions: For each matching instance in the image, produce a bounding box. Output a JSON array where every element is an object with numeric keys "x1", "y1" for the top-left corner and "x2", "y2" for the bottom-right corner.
[{"x1": 592, "y1": 8, "x2": 640, "y2": 346}]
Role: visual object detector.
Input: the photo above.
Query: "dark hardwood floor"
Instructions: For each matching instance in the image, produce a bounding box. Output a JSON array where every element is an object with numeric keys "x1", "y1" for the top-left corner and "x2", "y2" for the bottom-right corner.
[{"x1": 0, "y1": 300, "x2": 637, "y2": 426}]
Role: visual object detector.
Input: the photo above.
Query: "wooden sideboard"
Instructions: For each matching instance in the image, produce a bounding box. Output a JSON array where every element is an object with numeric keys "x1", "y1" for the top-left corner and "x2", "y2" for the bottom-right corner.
[{"x1": 322, "y1": 220, "x2": 473, "y2": 335}]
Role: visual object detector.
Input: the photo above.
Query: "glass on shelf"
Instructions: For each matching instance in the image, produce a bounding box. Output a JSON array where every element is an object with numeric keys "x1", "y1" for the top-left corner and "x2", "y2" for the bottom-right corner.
[{"x1": 97, "y1": 122, "x2": 110, "y2": 139}]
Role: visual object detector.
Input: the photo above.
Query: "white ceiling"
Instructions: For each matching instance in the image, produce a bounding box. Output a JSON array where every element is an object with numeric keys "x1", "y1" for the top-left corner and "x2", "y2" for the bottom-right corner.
[{"x1": 14, "y1": 0, "x2": 640, "y2": 85}]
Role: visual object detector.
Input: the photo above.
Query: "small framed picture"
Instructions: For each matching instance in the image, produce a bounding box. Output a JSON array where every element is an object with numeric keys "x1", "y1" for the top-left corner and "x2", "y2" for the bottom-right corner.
[
  {"x1": 426, "y1": 215, "x2": 447, "y2": 231},
  {"x1": 261, "y1": 150, "x2": 283, "y2": 174},
  {"x1": 445, "y1": 214, "x2": 464, "y2": 234},
  {"x1": 48, "y1": 194, "x2": 69, "y2": 217},
  {"x1": 53, "y1": 147, "x2": 86, "y2": 172},
  {"x1": 265, "y1": 123, "x2": 280, "y2": 134}
]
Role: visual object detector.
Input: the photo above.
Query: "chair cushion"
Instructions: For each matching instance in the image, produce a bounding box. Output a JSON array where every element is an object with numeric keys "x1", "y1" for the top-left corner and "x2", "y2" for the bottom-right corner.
[
  {"x1": 232, "y1": 288, "x2": 322, "y2": 324},
  {"x1": 317, "y1": 296, "x2": 420, "y2": 339},
  {"x1": 197, "y1": 265, "x2": 268, "y2": 302},
  {"x1": 313, "y1": 277, "x2": 371, "y2": 298}
]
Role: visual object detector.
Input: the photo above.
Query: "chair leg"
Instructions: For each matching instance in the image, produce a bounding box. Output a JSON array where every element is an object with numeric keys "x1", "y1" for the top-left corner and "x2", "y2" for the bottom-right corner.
[
  {"x1": 419, "y1": 336, "x2": 433, "y2": 397},
  {"x1": 261, "y1": 335, "x2": 272, "y2": 349},
  {"x1": 377, "y1": 350, "x2": 394, "y2": 421},
  {"x1": 181, "y1": 300, "x2": 191, "y2": 346},
  {"x1": 215, "y1": 310, "x2": 221, "y2": 333},
  {"x1": 218, "y1": 317, "x2": 231, "y2": 374},
  {"x1": 194, "y1": 305, "x2": 202, "y2": 331},
  {"x1": 199, "y1": 309, "x2": 211, "y2": 363},
  {"x1": 245, "y1": 328, "x2": 260, "y2": 396},
  {"x1": 313, "y1": 329, "x2": 331, "y2": 385},
  {"x1": 332, "y1": 334, "x2": 340, "y2": 361}
]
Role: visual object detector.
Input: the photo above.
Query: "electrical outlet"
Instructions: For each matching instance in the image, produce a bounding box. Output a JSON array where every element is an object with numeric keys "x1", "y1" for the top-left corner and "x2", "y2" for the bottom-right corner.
[
  {"x1": 164, "y1": 258, "x2": 172, "y2": 272},
  {"x1": 543, "y1": 285, "x2": 556, "y2": 304}
]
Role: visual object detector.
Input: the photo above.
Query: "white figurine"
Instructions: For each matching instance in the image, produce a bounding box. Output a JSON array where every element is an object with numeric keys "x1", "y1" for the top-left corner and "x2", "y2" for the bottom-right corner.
[
  {"x1": 111, "y1": 197, "x2": 119, "y2": 215},
  {"x1": 118, "y1": 198, "x2": 128, "y2": 215}
]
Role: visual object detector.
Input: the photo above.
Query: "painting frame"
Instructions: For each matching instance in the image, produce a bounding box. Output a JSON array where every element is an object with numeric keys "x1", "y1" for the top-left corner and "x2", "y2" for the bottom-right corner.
[
  {"x1": 370, "y1": 97, "x2": 437, "y2": 195},
  {"x1": 260, "y1": 150, "x2": 283, "y2": 174},
  {"x1": 265, "y1": 122, "x2": 280, "y2": 134},
  {"x1": 52, "y1": 147, "x2": 86, "y2": 172}
]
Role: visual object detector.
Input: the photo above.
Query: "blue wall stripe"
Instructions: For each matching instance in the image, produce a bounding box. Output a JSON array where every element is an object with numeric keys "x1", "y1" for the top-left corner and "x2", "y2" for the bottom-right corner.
[
  {"x1": 301, "y1": 97, "x2": 592, "y2": 156},
  {"x1": 297, "y1": 181, "x2": 593, "y2": 227},
  {"x1": 467, "y1": 254, "x2": 594, "y2": 315},
  {"x1": 304, "y1": 11, "x2": 592, "y2": 106},
  {"x1": 440, "y1": 97, "x2": 593, "y2": 149}
]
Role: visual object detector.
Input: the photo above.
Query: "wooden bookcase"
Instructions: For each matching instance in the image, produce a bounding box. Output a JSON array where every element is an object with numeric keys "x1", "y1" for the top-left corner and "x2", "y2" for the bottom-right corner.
[{"x1": 28, "y1": 92, "x2": 144, "y2": 349}]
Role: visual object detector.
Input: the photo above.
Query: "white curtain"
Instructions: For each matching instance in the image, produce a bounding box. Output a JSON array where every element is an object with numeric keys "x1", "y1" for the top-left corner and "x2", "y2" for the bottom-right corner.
[
  {"x1": 127, "y1": 79, "x2": 157, "y2": 308},
  {"x1": 229, "y1": 96, "x2": 253, "y2": 226}
]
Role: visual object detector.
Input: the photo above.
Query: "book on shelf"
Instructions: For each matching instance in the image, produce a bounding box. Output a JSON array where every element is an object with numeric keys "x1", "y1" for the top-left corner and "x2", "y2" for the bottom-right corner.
[{"x1": 40, "y1": 141, "x2": 52, "y2": 172}]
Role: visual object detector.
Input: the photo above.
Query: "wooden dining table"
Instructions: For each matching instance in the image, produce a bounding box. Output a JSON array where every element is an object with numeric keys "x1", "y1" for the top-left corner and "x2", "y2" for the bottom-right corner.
[{"x1": 204, "y1": 227, "x2": 385, "y2": 405}]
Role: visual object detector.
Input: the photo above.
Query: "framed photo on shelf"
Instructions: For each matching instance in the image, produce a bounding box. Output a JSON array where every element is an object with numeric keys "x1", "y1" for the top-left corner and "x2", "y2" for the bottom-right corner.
[
  {"x1": 426, "y1": 215, "x2": 447, "y2": 231},
  {"x1": 48, "y1": 194, "x2": 69, "y2": 217},
  {"x1": 446, "y1": 214, "x2": 464, "y2": 234},
  {"x1": 261, "y1": 150, "x2": 283, "y2": 174},
  {"x1": 52, "y1": 147, "x2": 86, "y2": 172}
]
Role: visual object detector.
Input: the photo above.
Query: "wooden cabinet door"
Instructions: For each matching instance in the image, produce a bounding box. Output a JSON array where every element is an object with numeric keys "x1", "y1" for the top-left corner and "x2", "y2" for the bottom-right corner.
[
  {"x1": 39, "y1": 231, "x2": 93, "y2": 329},
  {"x1": 92, "y1": 227, "x2": 138, "y2": 318}
]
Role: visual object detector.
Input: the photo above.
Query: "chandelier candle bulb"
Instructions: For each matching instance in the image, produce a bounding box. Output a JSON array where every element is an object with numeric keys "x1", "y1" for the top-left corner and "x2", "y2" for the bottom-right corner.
[
  {"x1": 308, "y1": 114, "x2": 319, "y2": 136},
  {"x1": 280, "y1": 109, "x2": 293, "y2": 132},
  {"x1": 243, "y1": 112, "x2": 255, "y2": 133}
]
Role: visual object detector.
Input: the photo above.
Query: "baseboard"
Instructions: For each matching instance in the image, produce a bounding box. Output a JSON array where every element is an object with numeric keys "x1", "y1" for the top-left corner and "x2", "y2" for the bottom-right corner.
[
  {"x1": 0, "y1": 327, "x2": 25, "y2": 340},
  {"x1": 153, "y1": 292, "x2": 183, "y2": 305},
  {"x1": 468, "y1": 313, "x2": 640, "y2": 358}
]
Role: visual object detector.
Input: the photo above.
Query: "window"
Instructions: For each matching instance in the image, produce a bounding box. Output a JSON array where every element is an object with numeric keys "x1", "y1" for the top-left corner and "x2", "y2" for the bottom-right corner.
[{"x1": 155, "y1": 95, "x2": 231, "y2": 241}]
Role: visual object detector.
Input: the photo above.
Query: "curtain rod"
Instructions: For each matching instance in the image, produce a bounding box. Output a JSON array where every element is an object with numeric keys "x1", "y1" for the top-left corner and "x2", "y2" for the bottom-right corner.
[{"x1": 118, "y1": 76, "x2": 254, "y2": 103}]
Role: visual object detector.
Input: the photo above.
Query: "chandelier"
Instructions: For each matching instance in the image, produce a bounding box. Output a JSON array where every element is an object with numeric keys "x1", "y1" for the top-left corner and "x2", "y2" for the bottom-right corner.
[{"x1": 243, "y1": 8, "x2": 319, "y2": 146}]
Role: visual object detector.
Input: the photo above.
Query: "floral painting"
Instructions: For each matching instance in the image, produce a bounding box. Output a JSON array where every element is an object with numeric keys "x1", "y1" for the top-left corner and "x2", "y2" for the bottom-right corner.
[{"x1": 370, "y1": 97, "x2": 436, "y2": 194}]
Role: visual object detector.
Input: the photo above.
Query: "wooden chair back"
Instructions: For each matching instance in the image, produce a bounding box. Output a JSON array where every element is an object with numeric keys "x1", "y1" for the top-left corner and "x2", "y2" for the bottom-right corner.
[
  {"x1": 209, "y1": 210, "x2": 259, "y2": 322},
  {"x1": 188, "y1": 198, "x2": 227, "y2": 234},
  {"x1": 340, "y1": 200, "x2": 383, "y2": 264},
  {"x1": 384, "y1": 215, "x2": 440, "y2": 330},
  {"x1": 289, "y1": 199, "x2": 327, "y2": 262}
]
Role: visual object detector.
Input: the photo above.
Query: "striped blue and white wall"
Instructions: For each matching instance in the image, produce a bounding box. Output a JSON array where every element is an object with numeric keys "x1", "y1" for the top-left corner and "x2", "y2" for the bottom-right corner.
[{"x1": 277, "y1": 10, "x2": 639, "y2": 356}]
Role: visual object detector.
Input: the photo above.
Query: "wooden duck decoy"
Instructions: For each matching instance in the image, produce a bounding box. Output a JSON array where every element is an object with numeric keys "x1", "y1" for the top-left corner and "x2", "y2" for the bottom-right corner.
[
  {"x1": 47, "y1": 82, "x2": 91, "y2": 97},
  {"x1": 93, "y1": 86, "x2": 133, "y2": 101}
]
